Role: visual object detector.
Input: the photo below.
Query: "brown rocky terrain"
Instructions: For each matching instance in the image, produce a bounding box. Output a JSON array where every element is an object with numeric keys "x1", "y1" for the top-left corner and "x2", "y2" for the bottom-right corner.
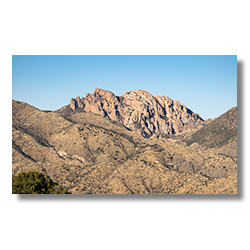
[
  {"x1": 56, "y1": 88, "x2": 204, "y2": 138},
  {"x1": 12, "y1": 99, "x2": 237, "y2": 194}
]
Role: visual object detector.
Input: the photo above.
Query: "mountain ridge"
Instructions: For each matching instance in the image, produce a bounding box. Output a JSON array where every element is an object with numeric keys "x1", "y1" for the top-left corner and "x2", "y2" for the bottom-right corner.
[{"x1": 183, "y1": 107, "x2": 237, "y2": 157}]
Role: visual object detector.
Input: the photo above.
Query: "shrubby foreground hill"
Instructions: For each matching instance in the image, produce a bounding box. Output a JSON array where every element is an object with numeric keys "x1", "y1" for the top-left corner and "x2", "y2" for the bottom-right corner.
[{"x1": 12, "y1": 90, "x2": 237, "y2": 194}]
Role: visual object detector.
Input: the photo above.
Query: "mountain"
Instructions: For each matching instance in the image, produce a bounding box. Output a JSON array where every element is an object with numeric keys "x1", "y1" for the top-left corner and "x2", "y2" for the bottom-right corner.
[
  {"x1": 56, "y1": 88, "x2": 204, "y2": 139},
  {"x1": 12, "y1": 99, "x2": 237, "y2": 194}
]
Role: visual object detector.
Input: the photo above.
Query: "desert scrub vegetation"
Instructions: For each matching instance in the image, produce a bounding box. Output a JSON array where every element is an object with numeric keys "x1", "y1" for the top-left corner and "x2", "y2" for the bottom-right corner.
[{"x1": 12, "y1": 171, "x2": 70, "y2": 194}]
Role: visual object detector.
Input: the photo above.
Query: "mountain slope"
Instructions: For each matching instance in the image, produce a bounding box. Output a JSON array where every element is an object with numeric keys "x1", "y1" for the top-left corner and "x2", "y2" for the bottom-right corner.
[
  {"x1": 184, "y1": 107, "x2": 237, "y2": 157},
  {"x1": 56, "y1": 88, "x2": 204, "y2": 138},
  {"x1": 12, "y1": 100, "x2": 237, "y2": 194}
]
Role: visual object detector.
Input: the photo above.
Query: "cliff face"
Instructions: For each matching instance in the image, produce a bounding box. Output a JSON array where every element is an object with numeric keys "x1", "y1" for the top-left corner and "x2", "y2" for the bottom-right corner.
[{"x1": 57, "y1": 88, "x2": 204, "y2": 138}]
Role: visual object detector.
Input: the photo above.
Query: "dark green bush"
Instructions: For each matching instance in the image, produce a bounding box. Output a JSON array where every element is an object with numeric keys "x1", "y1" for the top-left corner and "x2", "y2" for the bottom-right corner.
[{"x1": 12, "y1": 171, "x2": 70, "y2": 194}]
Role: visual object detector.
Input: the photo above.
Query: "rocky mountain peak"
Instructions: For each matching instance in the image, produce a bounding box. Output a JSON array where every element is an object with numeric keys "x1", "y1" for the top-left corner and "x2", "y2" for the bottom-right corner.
[{"x1": 57, "y1": 88, "x2": 204, "y2": 138}]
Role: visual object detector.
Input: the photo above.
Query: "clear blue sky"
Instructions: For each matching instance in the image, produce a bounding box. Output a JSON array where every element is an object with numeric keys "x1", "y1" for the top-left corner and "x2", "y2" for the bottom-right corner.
[{"x1": 12, "y1": 55, "x2": 237, "y2": 120}]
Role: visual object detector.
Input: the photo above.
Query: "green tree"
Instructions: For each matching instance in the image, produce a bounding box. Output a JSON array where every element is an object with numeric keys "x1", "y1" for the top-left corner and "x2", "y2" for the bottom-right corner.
[{"x1": 12, "y1": 171, "x2": 70, "y2": 194}]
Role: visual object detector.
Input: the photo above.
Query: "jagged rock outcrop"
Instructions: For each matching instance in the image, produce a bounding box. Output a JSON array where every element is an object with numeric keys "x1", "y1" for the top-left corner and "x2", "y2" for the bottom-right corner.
[
  {"x1": 57, "y1": 88, "x2": 204, "y2": 138},
  {"x1": 70, "y1": 98, "x2": 76, "y2": 110}
]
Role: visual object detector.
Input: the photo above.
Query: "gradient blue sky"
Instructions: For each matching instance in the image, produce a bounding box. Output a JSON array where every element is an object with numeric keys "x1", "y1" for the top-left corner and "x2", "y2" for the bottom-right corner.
[{"x1": 12, "y1": 55, "x2": 237, "y2": 120}]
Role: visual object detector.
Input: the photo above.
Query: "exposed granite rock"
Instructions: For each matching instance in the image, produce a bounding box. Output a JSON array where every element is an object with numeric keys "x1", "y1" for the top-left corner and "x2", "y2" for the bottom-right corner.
[{"x1": 57, "y1": 88, "x2": 204, "y2": 138}]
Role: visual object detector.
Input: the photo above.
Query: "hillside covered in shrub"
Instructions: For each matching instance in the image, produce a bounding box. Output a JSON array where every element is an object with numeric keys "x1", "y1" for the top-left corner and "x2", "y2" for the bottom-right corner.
[{"x1": 12, "y1": 171, "x2": 70, "y2": 194}]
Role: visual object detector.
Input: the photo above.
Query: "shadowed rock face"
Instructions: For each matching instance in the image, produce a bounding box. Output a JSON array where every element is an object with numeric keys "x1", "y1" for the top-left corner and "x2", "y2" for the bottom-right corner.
[{"x1": 57, "y1": 88, "x2": 204, "y2": 138}]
